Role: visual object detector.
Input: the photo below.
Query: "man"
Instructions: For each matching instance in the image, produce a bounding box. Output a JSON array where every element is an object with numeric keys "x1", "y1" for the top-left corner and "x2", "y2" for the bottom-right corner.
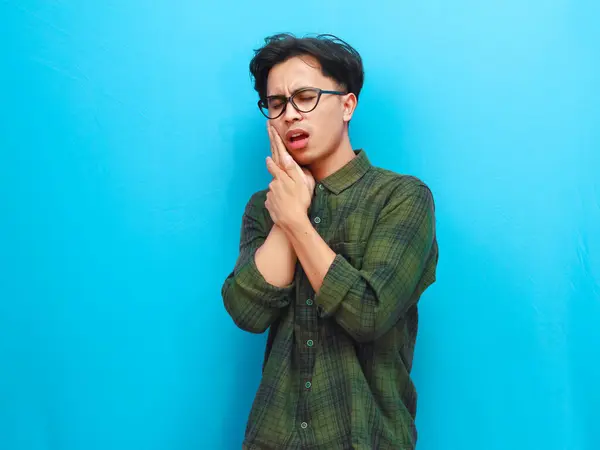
[{"x1": 222, "y1": 33, "x2": 438, "y2": 450}]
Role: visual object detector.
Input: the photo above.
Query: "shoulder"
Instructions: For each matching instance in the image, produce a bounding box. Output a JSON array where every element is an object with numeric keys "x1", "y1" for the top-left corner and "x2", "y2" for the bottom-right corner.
[{"x1": 367, "y1": 166, "x2": 434, "y2": 206}]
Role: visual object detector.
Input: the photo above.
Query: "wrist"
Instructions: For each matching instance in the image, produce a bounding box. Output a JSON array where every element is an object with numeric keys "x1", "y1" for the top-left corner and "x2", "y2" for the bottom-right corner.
[
  {"x1": 281, "y1": 214, "x2": 312, "y2": 240},
  {"x1": 272, "y1": 223, "x2": 294, "y2": 243}
]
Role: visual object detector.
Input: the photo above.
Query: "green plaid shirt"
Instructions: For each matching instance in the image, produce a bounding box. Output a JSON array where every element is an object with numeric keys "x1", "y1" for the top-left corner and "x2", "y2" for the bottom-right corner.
[{"x1": 222, "y1": 150, "x2": 438, "y2": 450}]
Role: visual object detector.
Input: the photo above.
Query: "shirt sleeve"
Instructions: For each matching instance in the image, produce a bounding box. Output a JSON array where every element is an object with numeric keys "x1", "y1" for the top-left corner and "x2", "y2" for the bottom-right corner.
[
  {"x1": 314, "y1": 181, "x2": 437, "y2": 343},
  {"x1": 222, "y1": 191, "x2": 295, "y2": 334}
]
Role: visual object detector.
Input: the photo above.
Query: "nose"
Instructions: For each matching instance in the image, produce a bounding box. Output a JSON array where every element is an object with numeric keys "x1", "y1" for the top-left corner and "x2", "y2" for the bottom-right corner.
[{"x1": 283, "y1": 101, "x2": 302, "y2": 124}]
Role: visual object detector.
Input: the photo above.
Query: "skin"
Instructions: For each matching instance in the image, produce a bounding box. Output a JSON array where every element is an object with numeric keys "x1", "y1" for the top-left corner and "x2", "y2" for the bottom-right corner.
[
  {"x1": 266, "y1": 55, "x2": 357, "y2": 181},
  {"x1": 259, "y1": 55, "x2": 359, "y2": 294}
]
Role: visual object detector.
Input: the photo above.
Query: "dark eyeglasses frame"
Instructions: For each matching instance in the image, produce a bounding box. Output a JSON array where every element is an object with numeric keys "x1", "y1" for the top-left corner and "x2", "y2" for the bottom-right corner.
[{"x1": 258, "y1": 87, "x2": 347, "y2": 119}]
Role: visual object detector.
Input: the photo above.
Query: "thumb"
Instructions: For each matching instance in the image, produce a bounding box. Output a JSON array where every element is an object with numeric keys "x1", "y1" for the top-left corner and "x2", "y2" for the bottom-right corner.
[
  {"x1": 282, "y1": 153, "x2": 304, "y2": 182},
  {"x1": 283, "y1": 153, "x2": 294, "y2": 168}
]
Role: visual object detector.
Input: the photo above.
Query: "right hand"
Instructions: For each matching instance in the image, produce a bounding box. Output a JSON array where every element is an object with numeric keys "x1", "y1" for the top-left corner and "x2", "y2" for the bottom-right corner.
[{"x1": 267, "y1": 122, "x2": 316, "y2": 199}]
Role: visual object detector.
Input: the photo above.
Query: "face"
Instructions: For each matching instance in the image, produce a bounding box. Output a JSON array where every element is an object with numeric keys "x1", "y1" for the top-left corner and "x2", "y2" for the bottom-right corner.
[{"x1": 265, "y1": 55, "x2": 357, "y2": 167}]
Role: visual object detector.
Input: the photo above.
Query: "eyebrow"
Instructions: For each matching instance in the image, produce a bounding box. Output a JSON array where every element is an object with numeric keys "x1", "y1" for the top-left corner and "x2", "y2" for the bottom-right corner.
[{"x1": 266, "y1": 85, "x2": 312, "y2": 98}]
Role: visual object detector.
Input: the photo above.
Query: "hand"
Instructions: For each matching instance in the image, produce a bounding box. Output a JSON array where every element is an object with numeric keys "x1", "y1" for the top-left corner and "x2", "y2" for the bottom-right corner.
[
  {"x1": 301, "y1": 166, "x2": 316, "y2": 199},
  {"x1": 264, "y1": 143, "x2": 312, "y2": 229},
  {"x1": 267, "y1": 123, "x2": 316, "y2": 199}
]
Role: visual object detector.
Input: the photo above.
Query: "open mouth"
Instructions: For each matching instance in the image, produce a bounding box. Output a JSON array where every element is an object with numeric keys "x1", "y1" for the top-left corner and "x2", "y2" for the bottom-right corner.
[
  {"x1": 287, "y1": 131, "x2": 310, "y2": 150},
  {"x1": 289, "y1": 131, "x2": 309, "y2": 142}
]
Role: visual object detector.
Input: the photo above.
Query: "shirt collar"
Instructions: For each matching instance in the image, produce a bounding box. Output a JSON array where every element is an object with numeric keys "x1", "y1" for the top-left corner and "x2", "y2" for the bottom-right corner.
[{"x1": 320, "y1": 149, "x2": 371, "y2": 195}]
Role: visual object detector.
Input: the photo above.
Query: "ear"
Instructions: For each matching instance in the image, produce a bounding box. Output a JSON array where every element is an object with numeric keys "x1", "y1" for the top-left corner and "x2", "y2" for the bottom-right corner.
[{"x1": 342, "y1": 93, "x2": 358, "y2": 123}]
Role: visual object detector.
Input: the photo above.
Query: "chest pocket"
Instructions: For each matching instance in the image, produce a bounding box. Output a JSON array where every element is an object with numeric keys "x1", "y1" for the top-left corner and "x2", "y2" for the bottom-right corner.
[{"x1": 330, "y1": 240, "x2": 367, "y2": 270}]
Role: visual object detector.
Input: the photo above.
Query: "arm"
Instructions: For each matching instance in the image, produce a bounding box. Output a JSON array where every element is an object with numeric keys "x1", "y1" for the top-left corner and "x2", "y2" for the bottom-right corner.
[
  {"x1": 255, "y1": 224, "x2": 297, "y2": 287},
  {"x1": 222, "y1": 192, "x2": 296, "y2": 334},
  {"x1": 284, "y1": 182, "x2": 437, "y2": 343}
]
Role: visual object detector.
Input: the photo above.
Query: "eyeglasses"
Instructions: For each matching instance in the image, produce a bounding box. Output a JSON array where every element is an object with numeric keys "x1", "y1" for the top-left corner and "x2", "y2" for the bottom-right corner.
[{"x1": 258, "y1": 87, "x2": 347, "y2": 119}]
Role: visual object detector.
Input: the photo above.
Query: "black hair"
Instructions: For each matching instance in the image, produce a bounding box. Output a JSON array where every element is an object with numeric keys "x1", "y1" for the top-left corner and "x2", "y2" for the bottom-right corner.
[{"x1": 249, "y1": 33, "x2": 364, "y2": 102}]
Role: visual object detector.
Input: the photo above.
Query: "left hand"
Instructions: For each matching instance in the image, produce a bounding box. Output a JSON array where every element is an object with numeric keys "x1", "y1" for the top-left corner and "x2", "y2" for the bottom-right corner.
[
  {"x1": 264, "y1": 132, "x2": 312, "y2": 229},
  {"x1": 267, "y1": 123, "x2": 316, "y2": 198}
]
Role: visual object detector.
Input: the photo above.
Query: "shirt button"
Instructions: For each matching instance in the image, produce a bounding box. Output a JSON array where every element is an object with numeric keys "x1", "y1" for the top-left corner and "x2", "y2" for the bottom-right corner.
[
  {"x1": 306, "y1": 339, "x2": 314, "y2": 347},
  {"x1": 300, "y1": 422, "x2": 308, "y2": 429},
  {"x1": 305, "y1": 381, "x2": 312, "y2": 389},
  {"x1": 306, "y1": 299, "x2": 313, "y2": 306},
  {"x1": 314, "y1": 216, "x2": 321, "y2": 224},
  {"x1": 318, "y1": 184, "x2": 324, "y2": 191}
]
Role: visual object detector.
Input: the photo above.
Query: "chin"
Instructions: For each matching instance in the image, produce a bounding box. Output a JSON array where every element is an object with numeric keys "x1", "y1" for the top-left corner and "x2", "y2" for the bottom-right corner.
[{"x1": 301, "y1": 146, "x2": 332, "y2": 165}]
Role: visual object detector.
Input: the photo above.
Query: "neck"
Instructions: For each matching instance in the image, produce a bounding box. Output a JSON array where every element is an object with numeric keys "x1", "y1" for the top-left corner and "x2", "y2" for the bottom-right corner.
[{"x1": 309, "y1": 137, "x2": 356, "y2": 181}]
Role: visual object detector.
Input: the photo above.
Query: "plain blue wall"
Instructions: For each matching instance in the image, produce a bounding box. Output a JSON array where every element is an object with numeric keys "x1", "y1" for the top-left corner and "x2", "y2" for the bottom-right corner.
[{"x1": 1, "y1": 1, "x2": 599, "y2": 449}]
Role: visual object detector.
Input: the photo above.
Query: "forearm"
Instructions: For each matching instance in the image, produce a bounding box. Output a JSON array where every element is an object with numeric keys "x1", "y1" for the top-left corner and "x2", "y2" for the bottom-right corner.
[
  {"x1": 222, "y1": 226, "x2": 294, "y2": 333},
  {"x1": 283, "y1": 216, "x2": 336, "y2": 294},
  {"x1": 255, "y1": 224, "x2": 298, "y2": 287},
  {"x1": 310, "y1": 185, "x2": 437, "y2": 342},
  {"x1": 222, "y1": 195, "x2": 296, "y2": 334}
]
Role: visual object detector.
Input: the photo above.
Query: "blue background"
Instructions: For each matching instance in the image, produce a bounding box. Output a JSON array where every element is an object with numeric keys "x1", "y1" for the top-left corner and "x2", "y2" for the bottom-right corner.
[{"x1": 1, "y1": 1, "x2": 599, "y2": 449}]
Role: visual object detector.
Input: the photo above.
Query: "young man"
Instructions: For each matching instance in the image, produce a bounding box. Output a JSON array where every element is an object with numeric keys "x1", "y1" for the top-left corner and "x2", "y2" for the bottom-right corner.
[{"x1": 222, "y1": 33, "x2": 438, "y2": 450}]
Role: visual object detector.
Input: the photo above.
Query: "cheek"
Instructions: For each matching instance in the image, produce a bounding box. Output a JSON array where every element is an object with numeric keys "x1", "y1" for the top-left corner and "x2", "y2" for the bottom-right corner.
[
  {"x1": 270, "y1": 120, "x2": 286, "y2": 140},
  {"x1": 315, "y1": 113, "x2": 343, "y2": 141}
]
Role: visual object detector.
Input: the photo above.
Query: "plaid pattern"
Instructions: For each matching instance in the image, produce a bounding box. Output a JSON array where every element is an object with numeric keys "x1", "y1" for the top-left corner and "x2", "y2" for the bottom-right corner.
[{"x1": 222, "y1": 150, "x2": 438, "y2": 450}]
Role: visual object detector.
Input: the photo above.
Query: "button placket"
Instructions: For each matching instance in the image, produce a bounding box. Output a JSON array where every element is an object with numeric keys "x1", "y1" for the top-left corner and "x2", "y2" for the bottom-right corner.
[
  {"x1": 299, "y1": 190, "x2": 321, "y2": 438},
  {"x1": 311, "y1": 182, "x2": 326, "y2": 228}
]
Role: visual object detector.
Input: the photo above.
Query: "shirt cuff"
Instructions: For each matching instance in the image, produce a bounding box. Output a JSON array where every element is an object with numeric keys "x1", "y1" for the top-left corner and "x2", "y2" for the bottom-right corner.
[
  {"x1": 315, "y1": 254, "x2": 360, "y2": 317},
  {"x1": 235, "y1": 253, "x2": 295, "y2": 307}
]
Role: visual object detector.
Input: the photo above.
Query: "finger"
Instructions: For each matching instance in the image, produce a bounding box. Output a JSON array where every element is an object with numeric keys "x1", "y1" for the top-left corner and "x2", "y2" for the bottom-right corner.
[
  {"x1": 301, "y1": 167, "x2": 316, "y2": 189},
  {"x1": 271, "y1": 125, "x2": 289, "y2": 167},
  {"x1": 281, "y1": 153, "x2": 305, "y2": 184},
  {"x1": 266, "y1": 156, "x2": 284, "y2": 179},
  {"x1": 267, "y1": 122, "x2": 279, "y2": 166},
  {"x1": 268, "y1": 124, "x2": 282, "y2": 167},
  {"x1": 267, "y1": 120, "x2": 278, "y2": 164}
]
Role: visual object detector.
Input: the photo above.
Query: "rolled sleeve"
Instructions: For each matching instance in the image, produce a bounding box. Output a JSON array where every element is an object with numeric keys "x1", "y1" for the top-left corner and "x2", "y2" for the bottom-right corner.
[
  {"x1": 314, "y1": 254, "x2": 359, "y2": 314},
  {"x1": 315, "y1": 182, "x2": 437, "y2": 343},
  {"x1": 222, "y1": 191, "x2": 294, "y2": 333}
]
